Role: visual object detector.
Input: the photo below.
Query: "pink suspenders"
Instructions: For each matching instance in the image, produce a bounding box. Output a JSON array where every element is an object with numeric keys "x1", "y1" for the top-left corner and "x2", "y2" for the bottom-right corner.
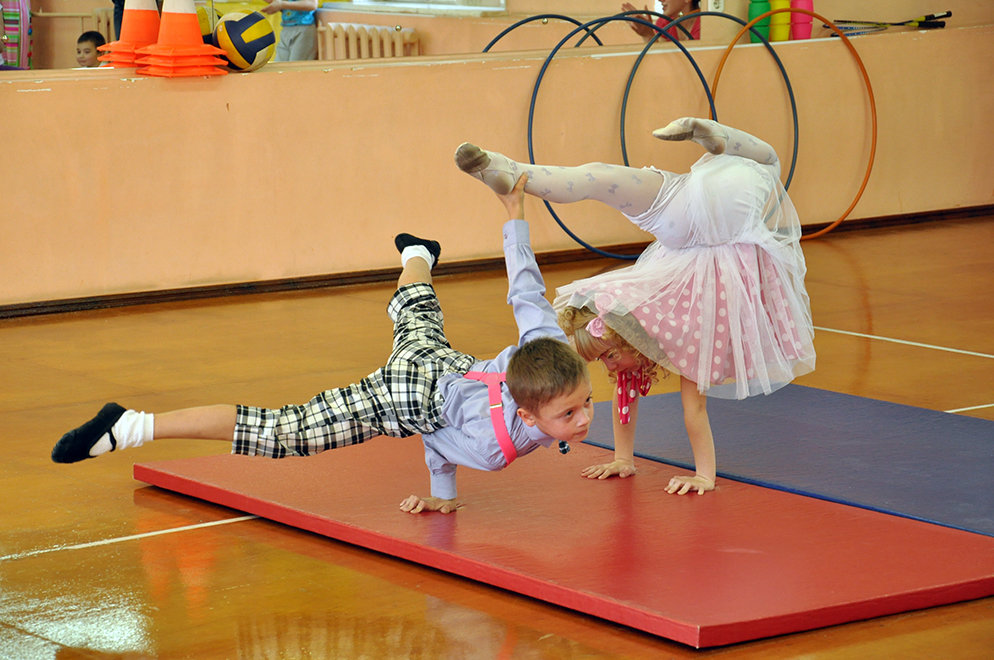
[{"x1": 463, "y1": 371, "x2": 518, "y2": 466}]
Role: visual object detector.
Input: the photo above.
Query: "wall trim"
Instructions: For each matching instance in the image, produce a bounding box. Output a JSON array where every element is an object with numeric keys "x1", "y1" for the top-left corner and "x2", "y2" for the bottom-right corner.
[{"x1": 3, "y1": 206, "x2": 990, "y2": 320}]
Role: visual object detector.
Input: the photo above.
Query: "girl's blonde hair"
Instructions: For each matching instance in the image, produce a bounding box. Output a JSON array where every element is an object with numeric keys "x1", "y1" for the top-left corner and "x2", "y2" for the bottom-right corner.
[{"x1": 557, "y1": 305, "x2": 664, "y2": 385}]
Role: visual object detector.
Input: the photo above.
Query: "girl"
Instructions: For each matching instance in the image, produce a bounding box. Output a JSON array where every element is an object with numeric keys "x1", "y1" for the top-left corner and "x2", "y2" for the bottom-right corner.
[
  {"x1": 455, "y1": 117, "x2": 815, "y2": 494},
  {"x1": 622, "y1": 1, "x2": 702, "y2": 42}
]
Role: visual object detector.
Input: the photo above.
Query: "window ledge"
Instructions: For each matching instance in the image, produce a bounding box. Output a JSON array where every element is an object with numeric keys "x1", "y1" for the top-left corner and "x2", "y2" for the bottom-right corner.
[{"x1": 321, "y1": 1, "x2": 505, "y2": 18}]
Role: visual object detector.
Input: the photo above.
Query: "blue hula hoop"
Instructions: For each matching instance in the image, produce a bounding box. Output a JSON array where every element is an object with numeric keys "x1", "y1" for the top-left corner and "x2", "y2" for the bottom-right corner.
[
  {"x1": 527, "y1": 15, "x2": 717, "y2": 260},
  {"x1": 484, "y1": 11, "x2": 799, "y2": 260},
  {"x1": 579, "y1": 11, "x2": 798, "y2": 191},
  {"x1": 482, "y1": 14, "x2": 605, "y2": 52}
]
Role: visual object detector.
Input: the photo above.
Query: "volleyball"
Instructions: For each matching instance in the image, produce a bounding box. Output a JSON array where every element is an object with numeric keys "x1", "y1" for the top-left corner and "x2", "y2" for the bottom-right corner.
[
  {"x1": 213, "y1": 11, "x2": 276, "y2": 72},
  {"x1": 196, "y1": 6, "x2": 220, "y2": 44}
]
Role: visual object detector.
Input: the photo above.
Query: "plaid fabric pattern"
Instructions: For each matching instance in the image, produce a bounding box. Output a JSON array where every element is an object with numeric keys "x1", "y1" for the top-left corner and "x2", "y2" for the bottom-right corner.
[{"x1": 233, "y1": 283, "x2": 477, "y2": 458}]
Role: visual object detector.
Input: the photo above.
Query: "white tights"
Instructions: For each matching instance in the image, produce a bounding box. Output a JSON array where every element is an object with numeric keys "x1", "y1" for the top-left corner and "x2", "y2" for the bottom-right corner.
[
  {"x1": 491, "y1": 157, "x2": 665, "y2": 217},
  {"x1": 461, "y1": 118, "x2": 778, "y2": 218}
]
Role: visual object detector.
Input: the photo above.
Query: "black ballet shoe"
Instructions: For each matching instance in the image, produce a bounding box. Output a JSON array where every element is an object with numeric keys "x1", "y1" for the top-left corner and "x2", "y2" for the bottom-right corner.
[
  {"x1": 51, "y1": 402, "x2": 126, "y2": 463},
  {"x1": 394, "y1": 233, "x2": 441, "y2": 267}
]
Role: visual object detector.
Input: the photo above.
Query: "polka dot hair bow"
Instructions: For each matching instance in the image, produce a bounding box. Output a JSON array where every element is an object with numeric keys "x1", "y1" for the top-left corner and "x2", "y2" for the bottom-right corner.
[{"x1": 586, "y1": 316, "x2": 606, "y2": 337}]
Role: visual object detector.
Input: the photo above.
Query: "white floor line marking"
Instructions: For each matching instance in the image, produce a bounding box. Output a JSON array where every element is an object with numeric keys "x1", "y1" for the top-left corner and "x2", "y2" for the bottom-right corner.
[
  {"x1": 814, "y1": 326, "x2": 994, "y2": 359},
  {"x1": 0, "y1": 515, "x2": 257, "y2": 562},
  {"x1": 945, "y1": 403, "x2": 994, "y2": 414}
]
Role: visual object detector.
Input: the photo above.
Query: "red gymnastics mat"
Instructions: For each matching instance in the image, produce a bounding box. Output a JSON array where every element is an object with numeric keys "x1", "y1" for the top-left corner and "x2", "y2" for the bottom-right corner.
[{"x1": 134, "y1": 441, "x2": 994, "y2": 648}]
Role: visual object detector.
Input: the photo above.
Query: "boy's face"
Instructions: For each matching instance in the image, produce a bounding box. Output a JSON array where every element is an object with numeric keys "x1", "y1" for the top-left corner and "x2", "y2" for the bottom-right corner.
[
  {"x1": 516, "y1": 378, "x2": 594, "y2": 445},
  {"x1": 76, "y1": 42, "x2": 101, "y2": 68}
]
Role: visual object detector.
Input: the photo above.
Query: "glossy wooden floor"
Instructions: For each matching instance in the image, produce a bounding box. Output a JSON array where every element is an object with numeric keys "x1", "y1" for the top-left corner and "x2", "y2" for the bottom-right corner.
[{"x1": 3, "y1": 216, "x2": 993, "y2": 659}]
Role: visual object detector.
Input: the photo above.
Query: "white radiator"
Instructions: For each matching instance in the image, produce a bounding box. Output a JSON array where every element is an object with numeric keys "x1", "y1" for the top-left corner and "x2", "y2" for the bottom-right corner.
[
  {"x1": 317, "y1": 23, "x2": 420, "y2": 61},
  {"x1": 93, "y1": 7, "x2": 115, "y2": 42}
]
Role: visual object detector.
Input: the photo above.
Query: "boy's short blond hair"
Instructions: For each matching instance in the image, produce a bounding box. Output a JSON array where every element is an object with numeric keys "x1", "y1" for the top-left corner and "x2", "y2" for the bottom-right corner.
[{"x1": 506, "y1": 337, "x2": 588, "y2": 413}]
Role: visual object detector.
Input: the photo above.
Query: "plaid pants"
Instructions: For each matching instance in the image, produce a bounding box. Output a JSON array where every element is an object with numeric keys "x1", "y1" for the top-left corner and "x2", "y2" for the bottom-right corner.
[{"x1": 233, "y1": 283, "x2": 477, "y2": 458}]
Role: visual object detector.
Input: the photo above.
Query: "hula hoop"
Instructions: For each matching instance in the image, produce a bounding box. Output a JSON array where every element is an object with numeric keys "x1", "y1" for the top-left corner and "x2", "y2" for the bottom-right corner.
[
  {"x1": 712, "y1": 8, "x2": 877, "y2": 240},
  {"x1": 527, "y1": 15, "x2": 717, "y2": 260},
  {"x1": 482, "y1": 14, "x2": 604, "y2": 52},
  {"x1": 620, "y1": 11, "x2": 799, "y2": 190}
]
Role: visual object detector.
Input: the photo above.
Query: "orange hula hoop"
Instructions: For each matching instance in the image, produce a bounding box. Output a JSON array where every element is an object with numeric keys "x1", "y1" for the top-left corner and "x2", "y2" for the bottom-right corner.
[{"x1": 711, "y1": 8, "x2": 878, "y2": 240}]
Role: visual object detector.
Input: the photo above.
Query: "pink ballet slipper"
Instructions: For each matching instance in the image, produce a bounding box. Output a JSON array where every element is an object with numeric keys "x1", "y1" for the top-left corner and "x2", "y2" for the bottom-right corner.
[
  {"x1": 652, "y1": 117, "x2": 728, "y2": 155},
  {"x1": 454, "y1": 143, "x2": 517, "y2": 195}
]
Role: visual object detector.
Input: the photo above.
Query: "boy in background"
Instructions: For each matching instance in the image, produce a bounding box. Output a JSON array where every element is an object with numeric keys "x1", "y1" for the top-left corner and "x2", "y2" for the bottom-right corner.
[{"x1": 76, "y1": 30, "x2": 107, "y2": 67}]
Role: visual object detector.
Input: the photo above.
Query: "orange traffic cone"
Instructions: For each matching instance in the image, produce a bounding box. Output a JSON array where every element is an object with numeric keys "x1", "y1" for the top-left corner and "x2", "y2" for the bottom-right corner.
[
  {"x1": 136, "y1": 0, "x2": 227, "y2": 77},
  {"x1": 97, "y1": 0, "x2": 160, "y2": 68}
]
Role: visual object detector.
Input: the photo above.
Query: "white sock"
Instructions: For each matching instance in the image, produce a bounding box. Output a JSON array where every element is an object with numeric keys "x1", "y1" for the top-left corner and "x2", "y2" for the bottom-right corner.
[
  {"x1": 89, "y1": 410, "x2": 155, "y2": 456},
  {"x1": 401, "y1": 245, "x2": 433, "y2": 269}
]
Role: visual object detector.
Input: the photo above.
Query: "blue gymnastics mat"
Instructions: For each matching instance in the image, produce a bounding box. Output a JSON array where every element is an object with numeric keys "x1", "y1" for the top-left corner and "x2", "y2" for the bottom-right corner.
[{"x1": 585, "y1": 385, "x2": 994, "y2": 537}]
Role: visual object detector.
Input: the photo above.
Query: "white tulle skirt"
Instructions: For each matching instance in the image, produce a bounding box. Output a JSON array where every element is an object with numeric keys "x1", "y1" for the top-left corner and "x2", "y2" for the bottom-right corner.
[{"x1": 554, "y1": 154, "x2": 815, "y2": 400}]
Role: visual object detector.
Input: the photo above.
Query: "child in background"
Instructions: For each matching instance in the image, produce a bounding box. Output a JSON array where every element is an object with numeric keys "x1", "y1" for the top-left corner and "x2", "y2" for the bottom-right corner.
[
  {"x1": 261, "y1": 0, "x2": 319, "y2": 62},
  {"x1": 52, "y1": 175, "x2": 593, "y2": 514},
  {"x1": 76, "y1": 31, "x2": 106, "y2": 67},
  {"x1": 456, "y1": 117, "x2": 815, "y2": 495},
  {"x1": 622, "y1": 1, "x2": 702, "y2": 41}
]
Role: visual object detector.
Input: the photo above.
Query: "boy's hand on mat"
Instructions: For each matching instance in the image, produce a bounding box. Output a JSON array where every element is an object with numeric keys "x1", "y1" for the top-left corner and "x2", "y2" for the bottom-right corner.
[
  {"x1": 399, "y1": 494, "x2": 462, "y2": 514},
  {"x1": 665, "y1": 474, "x2": 715, "y2": 495},
  {"x1": 581, "y1": 459, "x2": 637, "y2": 480}
]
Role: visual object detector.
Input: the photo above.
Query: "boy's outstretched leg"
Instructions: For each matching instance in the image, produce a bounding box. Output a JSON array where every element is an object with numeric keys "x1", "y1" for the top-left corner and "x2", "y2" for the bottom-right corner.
[
  {"x1": 455, "y1": 143, "x2": 662, "y2": 216},
  {"x1": 52, "y1": 404, "x2": 236, "y2": 463}
]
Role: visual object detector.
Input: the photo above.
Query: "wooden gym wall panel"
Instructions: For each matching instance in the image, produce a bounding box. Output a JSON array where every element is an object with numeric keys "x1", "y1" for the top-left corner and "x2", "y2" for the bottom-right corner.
[{"x1": 1, "y1": 25, "x2": 992, "y2": 306}]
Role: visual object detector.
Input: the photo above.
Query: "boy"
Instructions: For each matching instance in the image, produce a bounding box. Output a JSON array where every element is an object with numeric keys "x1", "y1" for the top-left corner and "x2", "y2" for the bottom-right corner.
[
  {"x1": 76, "y1": 31, "x2": 107, "y2": 68},
  {"x1": 52, "y1": 175, "x2": 594, "y2": 514}
]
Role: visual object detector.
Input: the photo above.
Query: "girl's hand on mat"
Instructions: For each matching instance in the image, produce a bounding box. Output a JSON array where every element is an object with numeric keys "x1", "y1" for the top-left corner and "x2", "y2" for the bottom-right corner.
[
  {"x1": 399, "y1": 494, "x2": 462, "y2": 514},
  {"x1": 581, "y1": 459, "x2": 637, "y2": 480},
  {"x1": 665, "y1": 474, "x2": 715, "y2": 495}
]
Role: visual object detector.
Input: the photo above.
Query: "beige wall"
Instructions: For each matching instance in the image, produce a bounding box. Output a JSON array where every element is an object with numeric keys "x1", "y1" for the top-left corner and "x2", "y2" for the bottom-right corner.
[{"x1": 2, "y1": 6, "x2": 992, "y2": 306}]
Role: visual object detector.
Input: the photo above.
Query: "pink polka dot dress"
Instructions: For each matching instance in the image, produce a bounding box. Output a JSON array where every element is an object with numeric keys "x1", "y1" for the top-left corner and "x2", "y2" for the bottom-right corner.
[{"x1": 554, "y1": 153, "x2": 815, "y2": 400}]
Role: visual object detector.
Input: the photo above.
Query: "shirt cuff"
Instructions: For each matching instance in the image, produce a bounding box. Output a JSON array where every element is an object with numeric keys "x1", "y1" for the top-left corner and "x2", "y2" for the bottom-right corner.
[
  {"x1": 503, "y1": 219, "x2": 529, "y2": 246},
  {"x1": 429, "y1": 468, "x2": 457, "y2": 500}
]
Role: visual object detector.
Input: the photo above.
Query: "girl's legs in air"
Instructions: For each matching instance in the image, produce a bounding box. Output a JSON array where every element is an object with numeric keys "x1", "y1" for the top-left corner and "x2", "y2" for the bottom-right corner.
[
  {"x1": 455, "y1": 145, "x2": 664, "y2": 217},
  {"x1": 456, "y1": 117, "x2": 777, "y2": 211}
]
